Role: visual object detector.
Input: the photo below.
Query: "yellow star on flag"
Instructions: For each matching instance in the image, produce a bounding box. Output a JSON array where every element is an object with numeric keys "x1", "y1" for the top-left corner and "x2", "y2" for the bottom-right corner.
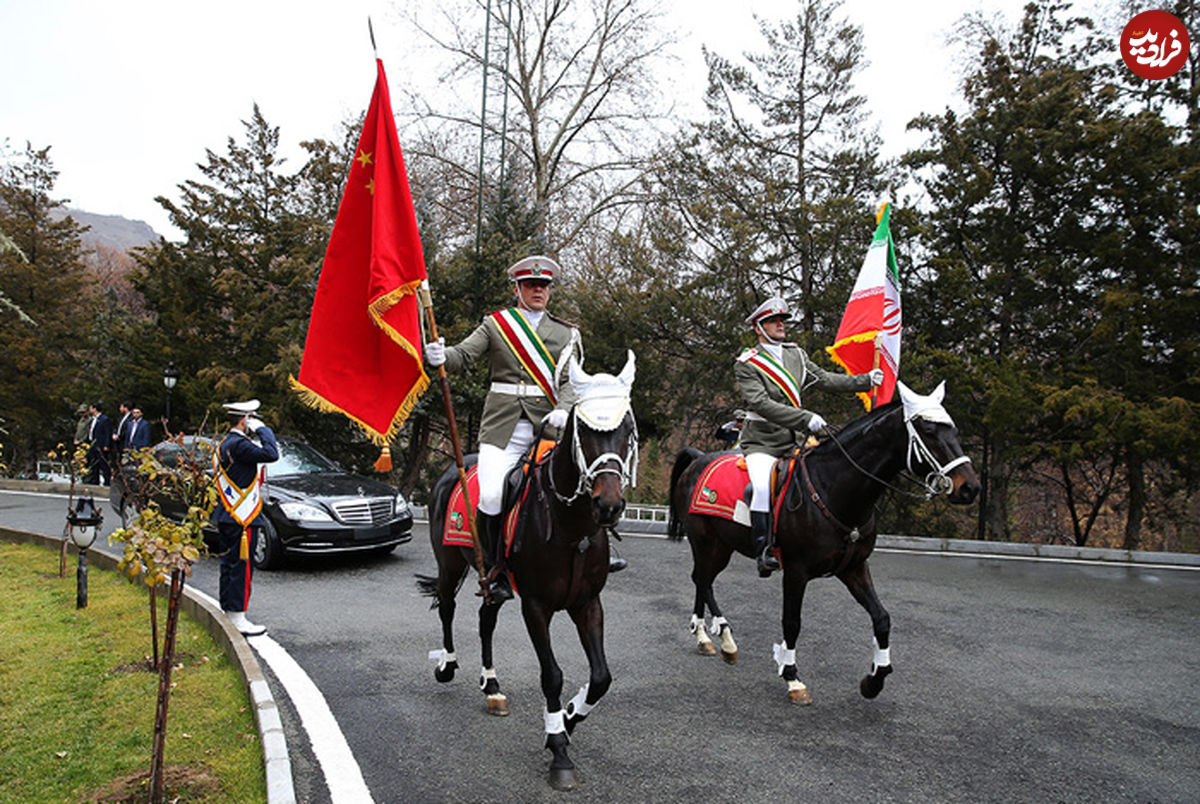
[
  {"x1": 356, "y1": 150, "x2": 373, "y2": 169},
  {"x1": 366, "y1": 178, "x2": 375, "y2": 195}
]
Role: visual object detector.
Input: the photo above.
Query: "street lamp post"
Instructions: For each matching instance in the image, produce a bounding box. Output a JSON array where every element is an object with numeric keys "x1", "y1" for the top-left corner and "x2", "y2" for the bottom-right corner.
[
  {"x1": 66, "y1": 496, "x2": 103, "y2": 609},
  {"x1": 162, "y1": 362, "x2": 180, "y2": 428}
]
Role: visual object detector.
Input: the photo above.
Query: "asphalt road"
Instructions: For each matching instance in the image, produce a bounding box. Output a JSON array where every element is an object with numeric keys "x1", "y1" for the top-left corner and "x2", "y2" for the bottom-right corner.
[{"x1": 3, "y1": 488, "x2": 1198, "y2": 803}]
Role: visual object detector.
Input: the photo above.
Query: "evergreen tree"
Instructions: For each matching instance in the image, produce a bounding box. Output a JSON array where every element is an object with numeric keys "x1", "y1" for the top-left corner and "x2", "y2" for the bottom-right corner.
[{"x1": 0, "y1": 143, "x2": 94, "y2": 472}]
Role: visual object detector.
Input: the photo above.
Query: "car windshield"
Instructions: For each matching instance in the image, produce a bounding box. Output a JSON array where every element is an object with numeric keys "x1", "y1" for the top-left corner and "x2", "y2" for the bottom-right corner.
[{"x1": 266, "y1": 440, "x2": 340, "y2": 478}]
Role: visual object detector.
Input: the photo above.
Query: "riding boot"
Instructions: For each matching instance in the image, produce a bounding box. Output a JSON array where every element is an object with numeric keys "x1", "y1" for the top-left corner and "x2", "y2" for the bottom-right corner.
[
  {"x1": 752, "y1": 511, "x2": 779, "y2": 577},
  {"x1": 477, "y1": 511, "x2": 514, "y2": 602}
]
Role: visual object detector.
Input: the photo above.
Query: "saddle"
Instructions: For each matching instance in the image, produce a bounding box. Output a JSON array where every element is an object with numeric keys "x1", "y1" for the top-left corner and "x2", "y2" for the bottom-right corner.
[{"x1": 442, "y1": 440, "x2": 557, "y2": 552}]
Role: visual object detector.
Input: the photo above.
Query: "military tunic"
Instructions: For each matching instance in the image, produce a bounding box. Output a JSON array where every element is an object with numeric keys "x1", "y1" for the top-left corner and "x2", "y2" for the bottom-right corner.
[
  {"x1": 443, "y1": 309, "x2": 582, "y2": 449},
  {"x1": 735, "y1": 343, "x2": 871, "y2": 457}
]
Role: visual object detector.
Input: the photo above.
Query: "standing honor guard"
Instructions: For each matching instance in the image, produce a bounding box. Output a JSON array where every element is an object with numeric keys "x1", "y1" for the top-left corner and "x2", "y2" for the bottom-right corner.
[
  {"x1": 735, "y1": 296, "x2": 882, "y2": 576},
  {"x1": 211, "y1": 399, "x2": 279, "y2": 635},
  {"x1": 426, "y1": 255, "x2": 623, "y2": 602}
]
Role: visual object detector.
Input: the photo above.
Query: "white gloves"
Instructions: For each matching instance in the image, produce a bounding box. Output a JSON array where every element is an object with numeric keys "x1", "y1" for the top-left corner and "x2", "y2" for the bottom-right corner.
[
  {"x1": 246, "y1": 416, "x2": 264, "y2": 433},
  {"x1": 545, "y1": 409, "x2": 568, "y2": 430},
  {"x1": 425, "y1": 337, "x2": 446, "y2": 367},
  {"x1": 807, "y1": 412, "x2": 827, "y2": 433},
  {"x1": 867, "y1": 368, "x2": 884, "y2": 386}
]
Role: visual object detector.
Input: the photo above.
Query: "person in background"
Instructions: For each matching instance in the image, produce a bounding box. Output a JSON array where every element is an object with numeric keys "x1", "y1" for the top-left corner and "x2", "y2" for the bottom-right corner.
[
  {"x1": 72, "y1": 403, "x2": 90, "y2": 450},
  {"x1": 111, "y1": 400, "x2": 133, "y2": 462},
  {"x1": 211, "y1": 399, "x2": 279, "y2": 636},
  {"x1": 714, "y1": 410, "x2": 747, "y2": 448},
  {"x1": 126, "y1": 406, "x2": 151, "y2": 452},
  {"x1": 85, "y1": 402, "x2": 113, "y2": 486}
]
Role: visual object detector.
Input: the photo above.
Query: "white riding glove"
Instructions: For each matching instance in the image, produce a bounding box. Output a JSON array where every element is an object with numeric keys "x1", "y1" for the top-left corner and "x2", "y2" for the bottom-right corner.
[
  {"x1": 807, "y1": 412, "x2": 827, "y2": 433},
  {"x1": 424, "y1": 337, "x2": 446, "y2": 367},
  {"x1": 544, "y1": 409, "x2": 568, "y2": 430},
  {"x1": 867, "y1": 368, "x2": 884, "y2": 385}
]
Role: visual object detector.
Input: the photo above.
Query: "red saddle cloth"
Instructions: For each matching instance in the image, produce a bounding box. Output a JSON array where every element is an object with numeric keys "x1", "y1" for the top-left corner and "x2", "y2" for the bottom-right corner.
[
  {"x1": 688, "y1": 453, "x2": 752, "y2": 526},
  {"x1": 443, "y1": 441, "x2": 557, "y2": 552}
]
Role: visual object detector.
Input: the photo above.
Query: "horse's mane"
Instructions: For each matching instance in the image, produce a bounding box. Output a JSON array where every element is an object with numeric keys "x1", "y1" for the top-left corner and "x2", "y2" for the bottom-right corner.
[{"x1": 813, "y1": 398, "x2": 902, "y2": 455}]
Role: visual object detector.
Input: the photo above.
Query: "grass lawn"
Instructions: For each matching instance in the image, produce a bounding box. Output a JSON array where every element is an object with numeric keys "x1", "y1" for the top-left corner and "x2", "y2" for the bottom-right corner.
[{"x1": 0, "y1": 541, "x2": 266, "y2": 802}]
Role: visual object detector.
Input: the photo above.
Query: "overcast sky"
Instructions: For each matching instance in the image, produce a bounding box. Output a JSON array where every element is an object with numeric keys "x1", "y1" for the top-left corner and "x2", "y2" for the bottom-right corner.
[{"x1": 1, "y1": 0, "x2": 1041, "y2": 240}]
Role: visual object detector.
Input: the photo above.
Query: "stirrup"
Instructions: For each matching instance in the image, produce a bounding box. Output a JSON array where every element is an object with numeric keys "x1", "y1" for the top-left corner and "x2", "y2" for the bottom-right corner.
[
  {"x1": 608, "y1": 557, "x2": 628, "y2": 573},
  {"x1": 757, "y1": 549, "x2": 779, "y2": 577},
  {"x1": 478, "y1": 566, "x2": 513, "y2": 603}
]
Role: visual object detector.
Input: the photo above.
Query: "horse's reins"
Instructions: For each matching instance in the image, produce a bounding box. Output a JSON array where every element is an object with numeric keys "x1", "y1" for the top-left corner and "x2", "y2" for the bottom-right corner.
[{"x1": 788, "y1": 407, "x2": 973, "y2": 541}]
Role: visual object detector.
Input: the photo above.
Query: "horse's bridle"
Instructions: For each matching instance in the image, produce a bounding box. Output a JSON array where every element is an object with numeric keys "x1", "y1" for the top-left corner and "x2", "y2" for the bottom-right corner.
[
  {"x1": 550, "y1": 407, "x2": 639, "y2": 505},
  {"x1": 820, "y1": 407, "x2": 971, "y2": 501},
  {"x1": 903, "y1": 414, "x2": 972, "y2": 497}
]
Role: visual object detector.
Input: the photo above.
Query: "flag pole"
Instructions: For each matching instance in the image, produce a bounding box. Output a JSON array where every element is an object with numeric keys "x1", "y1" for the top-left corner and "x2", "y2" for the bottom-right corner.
[
  {"x1": 869, "y1": 333, "x2": 882, "y2": 411},
  {"x1": 417, "y1": 281, "x2": 486, "y2": 581}
]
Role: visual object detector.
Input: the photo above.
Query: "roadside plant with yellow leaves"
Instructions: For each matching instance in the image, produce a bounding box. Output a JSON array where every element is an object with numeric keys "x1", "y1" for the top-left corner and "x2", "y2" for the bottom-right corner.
[{"x1": 106, "y1": 430, "x2": 219, "y2": 801}]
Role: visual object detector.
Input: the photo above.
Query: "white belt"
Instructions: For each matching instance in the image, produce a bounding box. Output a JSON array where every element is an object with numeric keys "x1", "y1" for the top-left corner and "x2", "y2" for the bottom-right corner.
[{"x1": 490, "y1": 381, "x2": 546, "y2": 398}]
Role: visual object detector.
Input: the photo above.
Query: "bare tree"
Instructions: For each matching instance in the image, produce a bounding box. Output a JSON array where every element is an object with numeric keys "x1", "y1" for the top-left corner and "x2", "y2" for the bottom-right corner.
[{"x1": 399, "y1": 0, "x2": 676, "y2": 257}]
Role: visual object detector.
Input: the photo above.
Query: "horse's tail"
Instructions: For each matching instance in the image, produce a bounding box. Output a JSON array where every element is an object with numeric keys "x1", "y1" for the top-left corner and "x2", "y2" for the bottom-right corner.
[
  {"x1": 668, "y1": 447, "x2": 705, "y2": 542},
  {"x1": 414, "y1": 453, "x2": 479, "y2": 608},
  {"x1": 414, "y1": 574, "x2": 440, "y2": 608}
]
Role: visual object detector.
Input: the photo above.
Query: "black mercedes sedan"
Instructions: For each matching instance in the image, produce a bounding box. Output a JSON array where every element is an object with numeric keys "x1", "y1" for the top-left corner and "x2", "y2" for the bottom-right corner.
[{"x1": 110, "y1": 435, "x2": 413, "y2": 569}]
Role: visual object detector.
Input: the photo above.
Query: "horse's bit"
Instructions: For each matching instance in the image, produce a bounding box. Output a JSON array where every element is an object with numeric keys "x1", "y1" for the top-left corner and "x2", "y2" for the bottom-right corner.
[{"x1": 904, "y1": 415, "x2": 971, "y2": 497}]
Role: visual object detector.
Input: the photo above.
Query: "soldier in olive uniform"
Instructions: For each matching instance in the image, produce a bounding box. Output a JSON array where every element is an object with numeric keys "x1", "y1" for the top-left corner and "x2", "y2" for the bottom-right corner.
[
  {"x1": 735, "y1": 296, "x2": 882, "y2": 577},
  {"x1": 425, "y1": 255, "x2": 582, "y2": 601}
]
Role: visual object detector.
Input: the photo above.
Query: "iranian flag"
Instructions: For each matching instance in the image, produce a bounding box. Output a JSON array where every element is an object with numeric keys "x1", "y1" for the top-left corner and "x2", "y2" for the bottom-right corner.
[{"x1": 826, "y1": 203, "x2": 902, "y2": 409}]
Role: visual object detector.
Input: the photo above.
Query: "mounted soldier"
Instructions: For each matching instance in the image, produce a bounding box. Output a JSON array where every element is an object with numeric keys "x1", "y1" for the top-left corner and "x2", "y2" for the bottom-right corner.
[
  {"x1": 735, "y1": 296, "x2": 882, "y2": 576},
  {"x1": 425, "y1": 255, "x2": 608, "y2": 602}
]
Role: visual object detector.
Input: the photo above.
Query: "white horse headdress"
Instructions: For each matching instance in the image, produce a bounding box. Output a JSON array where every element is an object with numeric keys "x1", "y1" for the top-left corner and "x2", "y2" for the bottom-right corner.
[
  {"x1": 897, "y1": 381, "x2": 955, "y2": 426},
  {"x1": 568, "y1": 351, "x2": 636, "y2": 432}
]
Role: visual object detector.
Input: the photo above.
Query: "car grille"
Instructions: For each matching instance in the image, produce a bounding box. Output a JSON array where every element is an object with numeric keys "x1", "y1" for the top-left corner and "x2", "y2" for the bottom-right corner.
[{"x1": 330, "y1": 497, "x2": 395, "y2": 526}]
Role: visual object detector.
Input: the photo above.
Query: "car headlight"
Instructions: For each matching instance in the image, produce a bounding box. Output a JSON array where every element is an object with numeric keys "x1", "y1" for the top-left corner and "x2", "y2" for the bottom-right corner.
[
  {"x1": 278, "y1": 501, "x2": 334, "y2": 522},
  {"x1": 394, "y1": 494, "x2": 410, "y2": 516}
]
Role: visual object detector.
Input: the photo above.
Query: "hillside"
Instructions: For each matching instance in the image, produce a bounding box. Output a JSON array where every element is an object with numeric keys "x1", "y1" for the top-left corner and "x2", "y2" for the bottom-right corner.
[{"x1": 48, "y1": 207, "x2": 162, "y2": 252}]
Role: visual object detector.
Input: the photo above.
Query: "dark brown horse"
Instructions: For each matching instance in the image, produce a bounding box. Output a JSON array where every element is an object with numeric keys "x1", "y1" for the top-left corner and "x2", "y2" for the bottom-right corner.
[
  {"x1": 418, "y1": 352, "x2": 638, "y2": 790},
  {"x1": 669, "y1": 381, "x2": 980, "y2": 705}
]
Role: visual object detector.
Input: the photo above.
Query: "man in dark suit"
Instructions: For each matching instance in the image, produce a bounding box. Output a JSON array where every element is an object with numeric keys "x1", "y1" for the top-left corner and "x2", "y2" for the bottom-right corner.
[
  {"x1": 111, "y1": 400, "x2": 133, "y2": 462},
  {"x1": 126, "y1": 406, "x2": 152, "y2": 451},
  {"x1": 85, "y1": 402, "x2": 113, "y2": 486}
]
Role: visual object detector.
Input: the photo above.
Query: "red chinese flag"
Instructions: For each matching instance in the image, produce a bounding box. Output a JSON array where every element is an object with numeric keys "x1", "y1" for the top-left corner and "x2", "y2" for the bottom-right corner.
[{"x1": 291, "y1": 59, "x2": 429, "y2": 442}]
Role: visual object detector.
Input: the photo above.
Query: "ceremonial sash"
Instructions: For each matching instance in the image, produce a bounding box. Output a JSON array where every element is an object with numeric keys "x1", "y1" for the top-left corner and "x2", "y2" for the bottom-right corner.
[
  {"x1": 745, "y1": 350, "x2": 802, "y2": 407},
  {"x1": 489, "y1": 308, "x2": 558, "y2": 404},
  {"x1": 213, "y1": 442, "x2": 266, "y2": 560}
]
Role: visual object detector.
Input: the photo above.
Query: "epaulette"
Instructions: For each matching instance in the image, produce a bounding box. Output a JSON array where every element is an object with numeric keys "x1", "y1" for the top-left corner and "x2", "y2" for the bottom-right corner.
[
  {"x1": 546, "y1": 311, "x2": 578, "y2": 329},
  {"x1": 736, "y1": 347, "x2": 758, "y2": 363}
]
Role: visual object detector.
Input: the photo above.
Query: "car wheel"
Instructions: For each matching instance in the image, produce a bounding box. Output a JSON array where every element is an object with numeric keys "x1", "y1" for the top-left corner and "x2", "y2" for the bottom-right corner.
[{"x1": 254, "y1": 517, "x2": 284, "y2": 570}]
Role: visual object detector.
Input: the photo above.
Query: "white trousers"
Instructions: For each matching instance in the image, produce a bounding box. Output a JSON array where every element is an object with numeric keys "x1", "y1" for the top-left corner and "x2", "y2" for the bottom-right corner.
[
  {"x1": 745, "y1": 451, "x2": 777, "y2": 513},
  {"x1": 477, "y1": 419, "x2": 536, "y2": 515}
]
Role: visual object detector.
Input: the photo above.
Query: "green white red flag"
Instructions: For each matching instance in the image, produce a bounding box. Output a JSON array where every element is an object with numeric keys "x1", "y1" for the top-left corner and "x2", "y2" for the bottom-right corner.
[
  {"x1": 826, "y1": 203, "x2": 902, "y2": 409},
  {"x1": 291, "y1": 59, "x2": 429, "y2": 442}
]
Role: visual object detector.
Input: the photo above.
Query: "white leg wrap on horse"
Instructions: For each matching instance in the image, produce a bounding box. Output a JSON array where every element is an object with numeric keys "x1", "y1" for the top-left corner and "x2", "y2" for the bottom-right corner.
[
  {"x1": 544, "y1": 709, "x2": 567, "y2": 736},
  {"x1": 720, "y1": 628, "x2": 738, "y2": 655},
  {"x1": 479, "y1": 666, "x2": 497, "y2": 691},
  {"x1": 873, "y1": 637, "x2": 891, "y2": 671},
  {"x1": 709, "y1": 616, "x2": 729, "y2": 636},
  {"x1": 565, "y1": 685, "x2": 593, "y2": 720},
  {"x1": 690, "y1": 614, "x2": 706, "y2": 634},
  {"x1": 773, "y1": 643, "x2": 796, "y2": 676},
  {"x1": 427, "y1": 649, "x2": 456, "y2": 671},
  {"x1": 787, "y1": 679, "x2": 808, "y2": 695}
]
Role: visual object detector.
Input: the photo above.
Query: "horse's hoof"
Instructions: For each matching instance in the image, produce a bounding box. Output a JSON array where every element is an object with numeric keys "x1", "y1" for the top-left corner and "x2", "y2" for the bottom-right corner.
[
  {"x1": 696, "y1": 641, "x2": 717, "y2": 656},
  {"x1": 548, "y1": 767, "x2": 578, "y2": 791},
  {"x1": 486, "y1": 693, "x2": 509, "y2": 716},
  {"x1": 433, "y1": 662, "x2": 458, "y2": 683},
  {"x1": 787, "y1": 682, "x2": 813, "y2": 706},
  {"x1": 720, "y1": 649, "x2": 739, "y2": 665},
  {"x1": 860, "y1": 664, "x2": 892, "y2": 699}
]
